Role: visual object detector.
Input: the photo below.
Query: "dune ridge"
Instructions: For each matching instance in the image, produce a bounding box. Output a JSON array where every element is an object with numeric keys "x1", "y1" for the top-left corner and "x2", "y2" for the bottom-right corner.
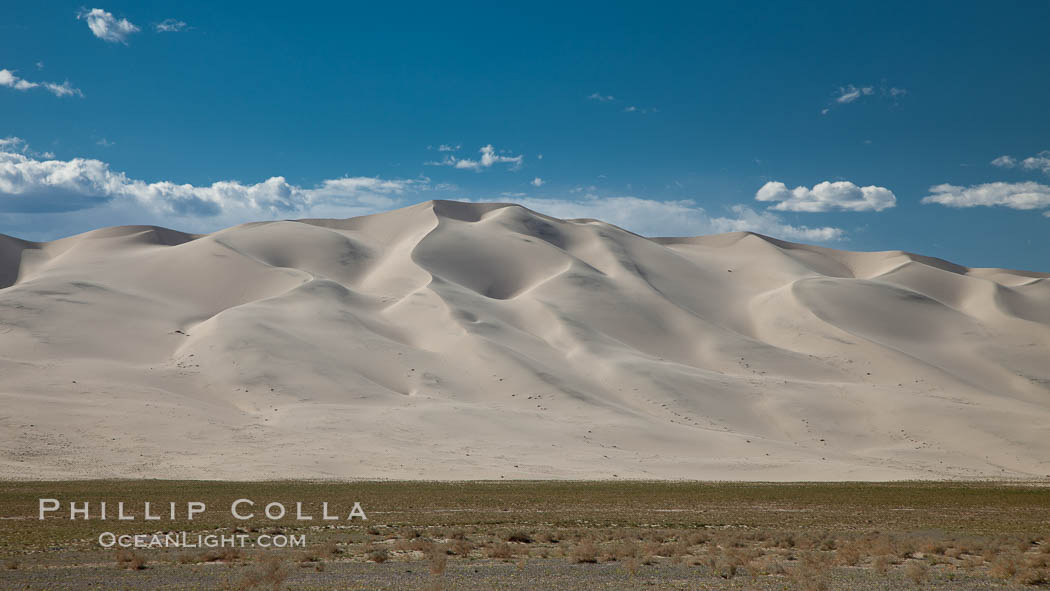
[{"x1": 1, "y1": 200, "x2": 1048, "y2": 480}]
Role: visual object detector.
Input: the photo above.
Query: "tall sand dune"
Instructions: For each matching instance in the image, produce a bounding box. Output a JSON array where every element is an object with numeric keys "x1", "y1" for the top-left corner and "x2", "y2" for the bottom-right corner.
[{"x1": 1, "y1": 200, "x2": 1048, "y2": 480}]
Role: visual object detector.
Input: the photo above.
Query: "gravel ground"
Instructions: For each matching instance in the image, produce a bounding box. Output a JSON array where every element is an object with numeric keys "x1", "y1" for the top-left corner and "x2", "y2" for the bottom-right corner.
[{"x1": 0, "y1": 557, "x2": 1038, "y2": 590}]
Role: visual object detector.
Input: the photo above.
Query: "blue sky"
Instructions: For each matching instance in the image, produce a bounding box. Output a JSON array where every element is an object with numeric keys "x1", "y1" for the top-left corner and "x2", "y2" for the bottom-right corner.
[{"x1": 2, "y1": 1, "x2": 1049, "y2": 270}]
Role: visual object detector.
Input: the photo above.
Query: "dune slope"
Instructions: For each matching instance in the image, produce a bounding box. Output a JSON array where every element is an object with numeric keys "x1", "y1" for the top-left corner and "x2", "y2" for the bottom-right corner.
[{"x1": 1, "y1": 201, "x2": 1048, "y2": 480}]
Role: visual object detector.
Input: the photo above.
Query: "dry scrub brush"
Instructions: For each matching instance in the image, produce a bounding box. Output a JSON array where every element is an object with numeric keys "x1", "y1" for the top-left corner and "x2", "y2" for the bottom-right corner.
[
  {"x1": 233, "y1": 555, "x2": 289, "y2": 591},
  {"x1": 113, "y1": 549, "x2": 147, "y2": 570}
]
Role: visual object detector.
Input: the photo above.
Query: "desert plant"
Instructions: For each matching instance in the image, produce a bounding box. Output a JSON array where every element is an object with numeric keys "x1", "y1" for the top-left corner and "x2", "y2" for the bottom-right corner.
[
  {"x1": 200, "y1": 547, "x2": 242, "y2": 563},
  {"x1": 904, "y1": 560, "x2": 928, "y2": 586},
  {"x1": 367, "y1": 547, "x2": 389, "y2": 563},
  {"x1": 485, "y1": 542, "x2": 514, "y2": 560},
  {"x1": 447, "y1": 538, "x2": 473, "y2": 556},
  {"x1": 836, "y1": 541, "x2": 863, "y2": 566},
  {"x1": 751, "y1": 553, "x2": 787, "y2": 575},
  {"x1": 919, "y1": 539, "x2": 945, "y2": 556},
  {"x1": 429, "y1": 546, "x2": 447, "y2": 576},
  {"x1": 571, "y1": 539, "x2": 598, "y2": 564},
  {"x1": 114, "y1": 549, "x2": 147, "y2": 570},
  {"x1": 536, "y1": 530, "x2": 559, "y2": 544},
  {"x1": 622, "y1": 555, "x2": 640, "y2": 577},
  {"x1": 1015, "y1": 567, "x2": 1049, "y2": 586},
  {"x1": 990, "y1": 552, "x2": 1023, "y2": 580},
  {"x1": 505, "y1": 530, "x2": 533, "y2": 544},
  {"x1": 687, "y1": 531, "x2": 710, "y2": 546},
  {"x1": 233, "y1": 555, "x2": 289, "y2": 591}
]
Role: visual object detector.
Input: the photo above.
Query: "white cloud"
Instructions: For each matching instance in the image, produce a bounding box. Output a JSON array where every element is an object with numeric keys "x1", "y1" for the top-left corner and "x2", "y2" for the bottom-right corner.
[
  {"x1": 0, "y1": 68, "x2": 82, "y2": 98},
  {"x1": 155, "y1": 18, "x2": 188, "y2": 32},
  {"x1": 428, "y1": 144, "x2": 523, "y2": 172},
  {"x1": 0, "y1": 145, "x2": 421, "y2": 217},
  {"x1": 437, "y1": 144, "x2": 460, "y2": 152},
  {"x1": 1, "y1": 137, "x2": 55, "y2": 160},
  {"x1": 498, "y1": 196, "x2": 843, "y2": 242},
  {"x1": 96, "y1": 138, "x2": 115, "y2": 147},
  {"x1": 755, "y1": 181, "x2": 897, "y2": 212},
  {"x1": 922, "y1": 182, "x2": 1050, "y2": 211},
  {"x1": 531, "y1": 177, "x2": 544, "y2": 187},
  {"x1": 588, "y1": 93, "x2": 658, "y2": 113},
  {"x1": 992, "y1": 150, "x2": 1050, "y2": 175},
  {"x1": 835, "y1": 85, "x2": 874, "y2": 104},
  {"x1": 623, "y1": 105, "x2": 658, "y2": 114},
  {"x1": 823, "y1": 83, "x2": 906, "y2": 114},
  {"x1": 41, "y1": 81, "x2": 81, "y2": 97},
  {"x1": 991, "y1": 155, "x2": 1017, "y2": 168},
  {"x1": 0, "y1": 144, "x2": 844, "y2": 244},
  {"x1": 1024, "y1": 153, "x2": 1050, "y2": 174},
  {"x1": 77, "y1": 8, "x2": 140, "y2": 44}
]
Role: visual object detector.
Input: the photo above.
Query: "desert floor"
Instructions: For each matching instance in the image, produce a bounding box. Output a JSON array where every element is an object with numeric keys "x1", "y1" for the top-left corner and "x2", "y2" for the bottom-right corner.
[{"x1": 1, "y1": 480, "x2": 1048, "y2": 590}]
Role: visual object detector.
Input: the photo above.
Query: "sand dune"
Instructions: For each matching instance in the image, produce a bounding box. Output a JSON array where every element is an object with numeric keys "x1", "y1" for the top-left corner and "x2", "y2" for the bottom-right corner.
[{"x1": 1, "y1": 200, "x2": 1048, "y2": 480}]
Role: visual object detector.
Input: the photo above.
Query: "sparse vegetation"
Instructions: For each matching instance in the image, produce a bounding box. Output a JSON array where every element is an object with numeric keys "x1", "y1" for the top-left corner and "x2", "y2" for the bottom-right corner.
[
  {"x1": 0, "y1": 481, "x2": 1048, "y2": 588},
  {"x1": 366, "y1": 546, "x2": 389, "y2": 564},
  {"x1": 904, "y1": 560, "x2": 929, "y2": 585},
  {"x1": 233, "y1": 555, "x2": 289, "y2": 591},
  {"x1": 505, "y1": 529, "x2": 533, "y2": 543},
  {"x1": 570, "y1": 538, "x2": 598, "y2": 563},
  {"x1": 484, "y1": 542, "x2": 514, "y2": 559},
  {"x1": 113, "y1": 549, "x2": 147, "y2": 570},
  {"x1": 428, "y1": 545, "x2": 447, "y2": 575}
]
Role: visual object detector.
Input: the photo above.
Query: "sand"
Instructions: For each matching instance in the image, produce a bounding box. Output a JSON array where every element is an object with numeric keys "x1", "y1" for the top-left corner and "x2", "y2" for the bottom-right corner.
[{"x1": 0, "y1": 200, "x2": 1047, "y2": 480}]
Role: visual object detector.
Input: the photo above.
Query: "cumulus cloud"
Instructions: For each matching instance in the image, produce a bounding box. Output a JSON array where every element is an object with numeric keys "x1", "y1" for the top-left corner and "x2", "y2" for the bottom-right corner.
[
  {"x1": 922, "y1": 182, "x2": 1050, "y2": 212},
  {"x1": 437, "y1": 144, "x2": 460, "y2": 152},
  {"x1": 587, "y1": 93, "x2": 615, "y2": 102},
  {"x1": 0, "y1": 68, "x2": 82, "y2": 98},
  {"x1": 428, "y1": 144, "x2": 523, "y2": 172},
  {"x1": 498, "y1": 196, "x2": 844, "y2": 242},
  {"x1": 0, "y1": 143, "x2": 844, "y2": 244},
  {"x1": 155, "y1": 18, "x2": 187, "y2": 32},
  {"x1": 0, "y1": 145, "x2": 421, "y2": 217},
  {"x1": 991, "y1": 151, "x2": 1050, "y2": 175},
  {"x1": 531, "y1": 177, "x2": 544, "y2": 187},
  {"x1": 755, "y1": 181, "x2": 897, "y2": 212},
  {"x1": 77, "y1": 8, "x2": 140, "y2": 44}
]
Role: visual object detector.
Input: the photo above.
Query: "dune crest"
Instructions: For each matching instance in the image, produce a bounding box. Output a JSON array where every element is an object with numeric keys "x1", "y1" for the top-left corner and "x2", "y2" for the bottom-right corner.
[{"x1": 1, "y1": 200, "x2": 1048, "y2": 480}]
